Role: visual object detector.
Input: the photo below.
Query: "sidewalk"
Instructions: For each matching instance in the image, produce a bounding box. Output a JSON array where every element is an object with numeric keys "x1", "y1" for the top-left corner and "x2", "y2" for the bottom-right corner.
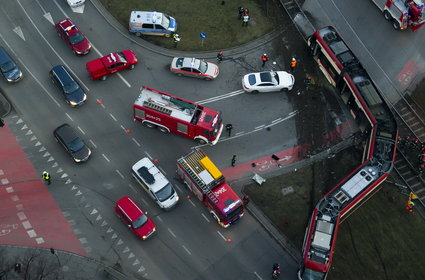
[{"x1": 0, "y1": 245, "x2": 128, "y2": 280}]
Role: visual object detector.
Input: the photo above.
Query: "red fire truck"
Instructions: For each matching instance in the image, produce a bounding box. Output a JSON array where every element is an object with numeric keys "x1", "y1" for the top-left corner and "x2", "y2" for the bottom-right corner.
[
  {"x1": 371, "y1": 0, "x2": 425, "y2": 31},
  {"x1": 133, "y1": 86, "x2": 223, "y2": 145},
  {"x1": 176, "y1": 148, "x2": 244, "y2": 228}
]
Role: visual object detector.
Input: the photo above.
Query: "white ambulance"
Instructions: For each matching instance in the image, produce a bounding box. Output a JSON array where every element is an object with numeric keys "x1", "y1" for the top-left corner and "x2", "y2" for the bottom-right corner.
[{"x1": 129, "y1": 11, "x2": 177, "y2": 37}]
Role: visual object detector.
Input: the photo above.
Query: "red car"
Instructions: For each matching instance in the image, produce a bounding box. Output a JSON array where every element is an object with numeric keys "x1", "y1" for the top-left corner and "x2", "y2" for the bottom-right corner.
[
  {"x1": 55, "y1": 18, "x2": 91, "y2": 55},
  {"x1": 115, "y1": 196, "x2": 156, "y2": 240},
  {"x1": 86, "y1": 50, "x2": 138, "y2": 80}
]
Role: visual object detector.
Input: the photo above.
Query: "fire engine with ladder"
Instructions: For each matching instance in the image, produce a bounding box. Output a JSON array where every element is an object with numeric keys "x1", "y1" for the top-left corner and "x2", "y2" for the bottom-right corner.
[
  {"x1": 133, "y1": 86, "x2": 223, "y2": 145},
  {"x1": 176, "y1": 148, "x2": 244, "y2": 228},
  {"x1": 371, "y1": 0, "x2": 425, "y2": 31}
]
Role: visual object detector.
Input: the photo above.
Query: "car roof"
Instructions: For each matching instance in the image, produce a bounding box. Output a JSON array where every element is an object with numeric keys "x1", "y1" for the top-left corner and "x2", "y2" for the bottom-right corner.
[
  {"x1": 0, "y1": 47, "x2": 12, "y2": 64},
  {"x1": 180, "y1": 57, "x2": 201, "y2": 69},
  {"x1": 259, "y1": 72, "x2": 273, "y2": 82},
  {"x1": 130, "y1": 11, "x2": 166, "y2": 25},
  {"x1": 54, "y1": 124, "x2": 78, "y2": 142},
  {"x1": 51, "y1": 65, "x2": 74, "y2": 84},
  {"x1": 57, "y1": 19, "x2": 79, "y2": 36},
  {"x1": 132, "y1": 157, "x2": 170, "y2": 192},
  {"x1": 116, "y1": 196, "x2": 143, "y2": 222}
]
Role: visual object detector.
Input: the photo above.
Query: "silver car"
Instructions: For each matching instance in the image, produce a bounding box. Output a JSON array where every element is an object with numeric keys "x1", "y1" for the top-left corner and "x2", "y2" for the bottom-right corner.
[{"x1": 170, "y1": 57, "x2": 219, "y2": 80}]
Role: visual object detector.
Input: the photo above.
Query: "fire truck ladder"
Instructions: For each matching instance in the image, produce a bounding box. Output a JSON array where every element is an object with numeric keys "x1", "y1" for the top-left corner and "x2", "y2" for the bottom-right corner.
[
  {"x1": 180, "y1": 152, "x2": 219, "y2": 204},
  {"x1": 143, "y1": 100, "x2": 172, "y2": 115}
]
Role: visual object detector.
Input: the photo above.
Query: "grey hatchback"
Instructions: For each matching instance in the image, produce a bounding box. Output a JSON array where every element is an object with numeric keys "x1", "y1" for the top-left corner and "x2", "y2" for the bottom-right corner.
[
  {"x1": 0, "y1": 47, "x2": 23, "y2": 83},
  {"x1": 53, "y1": 124, "x2": 91, "y2": 163},
  {"x1": 50, "y1": 65, "x2": 86, "y2": 107}
]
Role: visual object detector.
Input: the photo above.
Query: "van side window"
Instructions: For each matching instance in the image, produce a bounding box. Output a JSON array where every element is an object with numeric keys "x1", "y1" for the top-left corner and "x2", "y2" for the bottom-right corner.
[
  {"x1": 154, "y1": 24, "x2": 165, "y2": 30},
  {"x1": 142, "y1": 24, "x2": 154, "y2": 29}
]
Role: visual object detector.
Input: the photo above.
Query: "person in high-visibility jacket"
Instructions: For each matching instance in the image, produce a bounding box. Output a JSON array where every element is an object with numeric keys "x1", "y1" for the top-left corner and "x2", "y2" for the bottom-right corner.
[
  {"x1": 42, "y1": 171, "x2": 51, "y2": 185},
  {"x1": 290, "y1": 57, "x2": 297, "y2": 72}
]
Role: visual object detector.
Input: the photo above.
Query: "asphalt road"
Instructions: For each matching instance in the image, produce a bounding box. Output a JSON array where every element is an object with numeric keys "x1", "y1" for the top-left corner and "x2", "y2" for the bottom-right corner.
[
  {"x1": 302, "y1": 0, "x2": 425, "y2": 104},
  {"x1": 0, "y1": 0, "x2": 300, "y2": 279}
]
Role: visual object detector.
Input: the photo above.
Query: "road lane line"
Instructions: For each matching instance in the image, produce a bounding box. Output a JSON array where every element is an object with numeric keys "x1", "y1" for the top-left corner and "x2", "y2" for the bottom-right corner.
[
  {"x1": 156, "y1": 216, "x2": 163, "y2": 222},
  {"x1": 182, "y1": 245, "x2": 192, "y2": 255},
  {"x1": 255, "y1": 125, "x2": 265, "y2": 130},
  {"x1": 216, "y1": 231, "x2": 226, "y2": 241},
  {"x1": 102, "y1": 154, "x2": 110, "y2": 163},
  {"x1": 53, "y1": 0, "x2": 70, "y2": 18},
  {"x1": 254, "y1": 272, "x2": 263, "y2": 280},
  {"x1": 109, "y1": 113, "x2": 117, "y2": 121},
  {"x1": 16, "y1": 0, "x2": 90, "y2": 92},
  {"x1": 188, "y1": 200, "x2": 196, "y2": 207},
  {"x1": 158, "y1": 167, "x2": 167, "y2": 175},
  {"x1": 132, "y1": 138, "x2": 141, "y2": 147},
  {"x1": 128, "y1": 183, "x2": 138, "y2": 194},
  {"x1": 167, "y1": 228, "x2": 176, "y2": 238},
  {"x1": 65, "y1": 113, "x2": 73, "y2": 121},
  {"x1": 89, "y1": 139, "x2": 97, "y2": 148},
  {"x1": 174, "y1": 184, "x2": 183, "y2": 193},
  {"x1": 272, "y1": 118, "x2": 282, "y2": 123},
  {"x1": 77, "y1": 126, "x2": 86, "y2": 135},
  {"x1": 197, "y1": 89, "x2": 245, "y2": 104},
  {"x1": 115, "y1": 169, "x2": 124, "y2": 179},
  {"x1": 201, "y1": 213, "x2": 210, "y2": 223},
  {"x1": 145, "y1": 152, "x2": 152, "y2": 160}
]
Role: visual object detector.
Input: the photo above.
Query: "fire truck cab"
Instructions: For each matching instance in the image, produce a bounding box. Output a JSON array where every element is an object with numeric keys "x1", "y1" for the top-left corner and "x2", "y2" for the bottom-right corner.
[
  {"x1": 176, "y1": 149, "x2": 244, "y2": 228},
  {"x1": 133, "y1": 86, "x2": 223, "y2": 145}
]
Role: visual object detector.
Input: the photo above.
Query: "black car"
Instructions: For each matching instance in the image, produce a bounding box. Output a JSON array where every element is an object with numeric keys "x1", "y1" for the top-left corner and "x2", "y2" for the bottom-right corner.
[
  {"x1": 53, "y1": 124, "x2": 91, "y2": 162},
  {"x1": 49, "y1": 65, "x2": 86, "y2": 107},
  {"x1": 0, "y1": 47, "x2": 23, "y2": 83}
]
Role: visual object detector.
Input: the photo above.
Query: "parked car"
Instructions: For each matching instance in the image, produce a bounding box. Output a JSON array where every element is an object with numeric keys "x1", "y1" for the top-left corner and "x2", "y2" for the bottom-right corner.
[
  {"x1": 242, "y1": 71, "x2": 294, "y2": 93},
  {"x1": 115, "y1": 196, "x2": 156, "y2": 240},
  {"x1": 55, "y1": 18, "x2": 91, "y2": 55},
  {"x1": 86, "y1": 50, "x2": 138, "y2": 80},
  {"x1": 170, "y1": 57, "x2": 219, "y2": 80},
  {"x1": 0, "y1": 47, "x2": 23, "y2": 83},
  {"x1": 49, "y1": 65, "x2": 87, "y2": 107},
  {"x1": 129, "y1": 11, "x2": 177, "y2": 37},
  {"x1": 53, "y1": 124, "x2": 91, "y2": 163},
  {"x1": 131, "y1": 157, "x2": 179, "y2": 210},
  {"x1": 67, "y1": 0, "x2": 85, "y2": 7}
]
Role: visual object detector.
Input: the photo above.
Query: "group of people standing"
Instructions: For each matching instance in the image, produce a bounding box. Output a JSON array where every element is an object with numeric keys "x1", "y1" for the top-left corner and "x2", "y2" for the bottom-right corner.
[{"x1": 238, "y1": 6, "x2": 250, "y2": 26}]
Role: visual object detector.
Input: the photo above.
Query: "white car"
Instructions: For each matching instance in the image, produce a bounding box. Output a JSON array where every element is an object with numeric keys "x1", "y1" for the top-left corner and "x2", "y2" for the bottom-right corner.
[
  {"x1": 67, "y1": 0, "x2": 85, "y2": 7},
  {"x1": 170, "y1": 57, "x2": 219, "y2": 80},
  {"x1": 131, "y1": 157, "x2": 179, "y2": 210},
  {"x1": 242, "y1": 71, "x2": 294, "y2": 93}
]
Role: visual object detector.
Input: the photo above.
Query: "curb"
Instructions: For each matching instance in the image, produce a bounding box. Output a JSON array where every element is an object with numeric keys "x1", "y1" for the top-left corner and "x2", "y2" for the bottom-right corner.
[{"x1": 0, "y1": 89, "x2": 12, "y2": 118}]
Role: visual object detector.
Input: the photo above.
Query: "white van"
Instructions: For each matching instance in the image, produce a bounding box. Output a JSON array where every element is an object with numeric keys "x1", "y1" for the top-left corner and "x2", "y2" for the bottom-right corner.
[
  {"x1": 132, "y1": 157, "x2": 179, "y2": 209},
  {"x1": 129, "y1": 11, "x2": 177, "y2": 37}
]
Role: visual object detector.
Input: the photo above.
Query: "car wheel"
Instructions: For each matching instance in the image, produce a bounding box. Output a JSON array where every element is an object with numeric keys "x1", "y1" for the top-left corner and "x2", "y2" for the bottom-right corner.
[
  {"x1": 135, "y1": 32, "x2": 141, "y2": 37},
  {"x1": 383, "y1": 10, "x2": 392, "y2": 21},
  {"x1": 143, "y1": 122, "x2": 156, "y2": 129},
  {"x1": 101, "y1": 75, "x2": 107, "y2": 81},
  {"x1": 251, "y1": 90, "x2": 259, "y2": 94},
  {"x1": 176, "y1": 73, "x2": 183, "y2": 77},
  {"x1": 129, "y1": 64, "x2": 135, "y2": 70},
  {"x1": 197, "y1": 138, "x2": 207, "y2": 145},
  {"x1": 392, "y1": 20, "x2": 400, "y2": 30},
  {"x1": 165, "y1": 34, "x2": 171, "y2": 38},
  {"x1": 205, "y1": 77, "x2": 212, "y2": 81},
  {"x1": 281, "y1": 88, "x2": 289, "y2": 92},
  {"x1": 158, "y1": 127, "x2": 169, "y2": 133}
]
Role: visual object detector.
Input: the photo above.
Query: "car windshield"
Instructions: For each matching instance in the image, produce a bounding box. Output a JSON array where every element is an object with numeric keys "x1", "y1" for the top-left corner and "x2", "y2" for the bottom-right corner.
[
  {"x1": 198, "y1": 61, "x2": 208, "y2": 73},
  {"x1": 64, "y1": 81, "x2": 80, "y2": 94},
  {"x1": 69, "y1": 32, "x2": 85, "y2": 45},
  {"x1": 116, "y1": 52, "x2": 128, "y2": 63},
  {"x1": 68, "y1": 137, "x2": 84, "y2": 152},
  {"x1": 132, "y1": 214, "x2": 148, "y2": 229},
  {"x1": 272, "y1": 72, "x2": 280, "y2": 84},
  {"x1": 155, "y1": 183, "x2": 175, "y2": 202},
  {"x1": 0, "y1": 61, "x2": 16, "y2": 72},
  {"x1": 161, "y1": 15, "x2": 170, "y2": 28},
  {"x1": 247, "y1": 74, "x2": 256, "y2": 86},
  {"x1": 302, "y1": 268, "x2": 326, "y2": 280}
]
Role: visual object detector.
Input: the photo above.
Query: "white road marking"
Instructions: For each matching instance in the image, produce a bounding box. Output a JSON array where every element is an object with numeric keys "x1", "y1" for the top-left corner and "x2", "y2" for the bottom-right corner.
[
  {"x1": 53, "y1": 0, "x2": 70, "y2": 18},
  {"x1": 255, "y1": 124, "x2": 265, "y2": 130},
  {"x1": 145, "y1": 152, "x2": 152, "y2": 160},
  {"x1": 201, "y1": 213, "x2": 210, "y2": 223},
  {"x1": 168, "y1": 228, "x2": 176, "y2": 238},
  {"x1": 254, "y1": 272, "x2": 263, "y2": 280},
  {"x1": 158, "y1": 167, "x2": 167, "y2": 175},
  {"x1": 102, "y1": 154, "x2": 110, "y2": 162},
  {"x1": 115, "y1": 169, "x2": 124, "y2": 179},
  {"x1": 120, "y1": 125, "x2": 126, "y2": 131},
  {"x1": 117, "y1": 73, "x2": 132, "y2": 88},
  {"x1": 109, "y1": 113, "x2": 117, "y2": 122},
  {"x1": 77, "y1": 126, "x2": 86, "y2": 135},
  {"x1": 271, "y1": 118, "x2": 282, "y2": 123},
  {"x1": 188, "y1": 200, "x2": 196, "y2": 207},
  {"x1": 197, "y1": 89, "x2": 245, "y2": 104},
  {"x1": 128, "y1": 183, "x2": 138, "y2": 194},
  {"x1": 65, "y1": 113, "x2": 73, "y2": 121},
  {"x1": 89, "y1": 140, "x2": 97, "y2": 148},
  {"x1": 132, "y1": 138, "x2": 141, "y2": 147},
  {"x1": 182, "y1": 245, "x2": 192, "y2": 255},
  {"x1": 16, "y1": 0, "x2": 90, "y2": 92},
  {"x1": 43, "y1": 13, "x2": 54, "y2": 26},
  {"x1": 35, "y1": 0, "x2": 47, "y2": 14},
  {"x1": 217, "y1": 231, "x2": 227, "y2": 241},
  {"x1": 174, "y1": 184, "x2": 183, "y2": 193}
]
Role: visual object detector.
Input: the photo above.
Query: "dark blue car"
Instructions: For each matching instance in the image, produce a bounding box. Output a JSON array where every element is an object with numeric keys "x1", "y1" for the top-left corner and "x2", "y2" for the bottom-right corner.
[
  {"x1": 49, "y1": 65, "x2": 87, "y2": 107},
  {"x1": 0, "y1": 47, "x2": 23, "y2": 83}
]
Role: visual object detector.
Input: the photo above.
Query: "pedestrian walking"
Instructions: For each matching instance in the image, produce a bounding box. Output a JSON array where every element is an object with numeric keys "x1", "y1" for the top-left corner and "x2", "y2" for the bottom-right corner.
[
  {"x1": 0, "y1": 118, "x2": 4, "y2": 127},
  {"x1": 261, "y1": 54, "x2": 269, "y2": 67},
  {"x1": 42, "y1": 171, "x2": 51, "y2": 185},
  {"x1": 242, "y1": 10, "x2": 249, "y2": 26},
  {"x1": 225, "y1": 123, "x2": 233, "y2": 137},
  {"x1": 290, "y1": 57, "x2": 297, "y2": 72},
  {"x1": 173, "y1": 33, "x2": 181, "y2": 48},
  {"x1": 231, "y1": 155, "x2": 237, "y2": 167},
  {"x1": 242, "y1": 195, "x2": 250, "y2": 205},
  {"x1": 217, "y1": 50, "x2": 223, "y2": 63},
  {"x1": 238, "y1": 6, "x2": 244, "y2": 20},
  {"x1": 14, "y1": 263, "x2": 22, "y2": 273}
]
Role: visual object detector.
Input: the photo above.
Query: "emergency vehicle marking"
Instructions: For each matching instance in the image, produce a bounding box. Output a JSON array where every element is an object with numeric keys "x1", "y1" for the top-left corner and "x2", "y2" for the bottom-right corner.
[{"x1": 146, "y1": 114, "x2": 161, "y2": 122}]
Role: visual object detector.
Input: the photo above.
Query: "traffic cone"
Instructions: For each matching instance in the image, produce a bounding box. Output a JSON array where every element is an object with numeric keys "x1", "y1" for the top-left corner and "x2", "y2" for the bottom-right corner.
[
  {"x1": 125, "y1": 129, "x2": 130, "y2": 134},
  {"x1": 153, "y1": 159, "x2": 159, "y2": 163},
  {"x1": 186, "y1": 195, "x2": 191, "y2": 200},
  {"x1": 226, "y1": 238, "x2": 232, "y2": 242},
  {"x1": 97, "y1": 99, "x2": 102, "y2": 105}
]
